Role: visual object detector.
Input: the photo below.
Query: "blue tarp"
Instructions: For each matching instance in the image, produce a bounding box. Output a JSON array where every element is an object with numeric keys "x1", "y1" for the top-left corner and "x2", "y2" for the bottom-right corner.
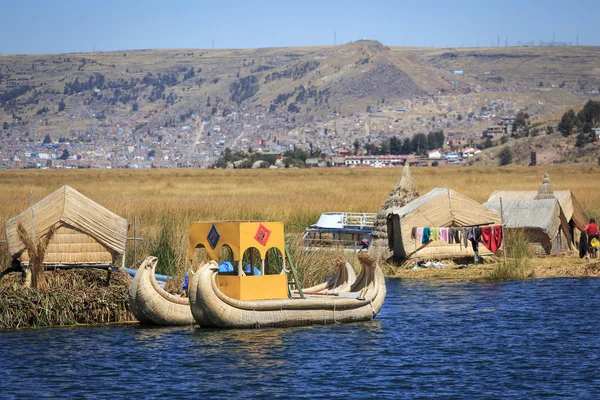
[
  {"x1": 123, "y1": 267, "x2": 172, "y2": 282},
  {"x1": 219, "y1": 261, "x2": 261, "y2": 275}
]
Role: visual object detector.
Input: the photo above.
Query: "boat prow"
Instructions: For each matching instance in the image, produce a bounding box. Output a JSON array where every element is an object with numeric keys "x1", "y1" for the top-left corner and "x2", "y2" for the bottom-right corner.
[
  {"x1": 190, "y1": 253, "x2": 386, "y2": 329},
  {"x1": 128, "y1": 256, "x2": 196, "y2": 326},
  {"x1": 301, "y1": 256, "x2": 357, "y2": 294}
]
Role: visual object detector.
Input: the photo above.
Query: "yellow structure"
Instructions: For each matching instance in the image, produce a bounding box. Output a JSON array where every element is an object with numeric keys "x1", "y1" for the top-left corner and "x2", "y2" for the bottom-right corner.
[{"x1": 188, "y1": 221, "x2": 288, "y2": 301}]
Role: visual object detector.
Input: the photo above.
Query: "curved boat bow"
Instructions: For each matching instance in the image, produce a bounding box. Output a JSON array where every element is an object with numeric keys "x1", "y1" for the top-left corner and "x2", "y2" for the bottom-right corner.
[{"x1": 128, "y1": 256, "x2": 196, "y2": 326}]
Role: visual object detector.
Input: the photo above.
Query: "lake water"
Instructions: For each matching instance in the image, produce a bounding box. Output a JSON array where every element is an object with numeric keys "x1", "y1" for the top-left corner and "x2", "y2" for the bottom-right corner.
[{"x1": 2, "y1": 278, "x2": 600, "y2": 399}]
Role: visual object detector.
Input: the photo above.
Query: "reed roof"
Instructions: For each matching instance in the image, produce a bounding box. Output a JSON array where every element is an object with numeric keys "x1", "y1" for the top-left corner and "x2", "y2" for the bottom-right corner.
[
  {"x1": 389, "y1": 188, "x2": 501, "y2": 259},
  {"x1": 5, "y1": 186, "x2": 129, "y2": 259},
  {"x1": 487, "y1": 190, "x2": 587, "y2": 230},
  {"x1": 483, "y1": 198, "x2": 570, "y2": 242},
  {"x1": 390, "y1": 188, "x2": 500, "y2": 226}
]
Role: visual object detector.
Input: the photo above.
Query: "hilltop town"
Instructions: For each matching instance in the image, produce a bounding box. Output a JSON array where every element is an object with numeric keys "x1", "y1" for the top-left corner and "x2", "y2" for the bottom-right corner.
[{"x1": 1, "y1": 41, "x2": 599, "y2": 169}]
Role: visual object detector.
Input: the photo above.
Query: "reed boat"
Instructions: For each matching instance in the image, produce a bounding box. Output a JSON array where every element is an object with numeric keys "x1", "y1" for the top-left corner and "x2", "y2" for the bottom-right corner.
[
  {"x1": 187, "y1": 221, "x2": 386, "y2": 329},
  {"x1": 190, "y1": 253, "x2": 385, "y2": 329},
  {"x1": 128, "y1": 256, "x2": 195, "y2": 326}
]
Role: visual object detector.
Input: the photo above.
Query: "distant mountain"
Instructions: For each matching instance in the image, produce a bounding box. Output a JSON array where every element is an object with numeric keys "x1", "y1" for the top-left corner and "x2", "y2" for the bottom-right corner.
[
  {"x1": 0, "y1": 41, "x2": 451, "y2": 133},
  {"x1": 1, "y1": 42, "x2": 600, "y2": 167}
]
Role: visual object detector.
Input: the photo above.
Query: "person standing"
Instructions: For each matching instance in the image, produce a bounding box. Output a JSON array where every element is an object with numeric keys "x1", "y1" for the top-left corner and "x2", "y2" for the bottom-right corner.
[{"x1": 585, "y1": 218, "x2": 599, "y2": 245}]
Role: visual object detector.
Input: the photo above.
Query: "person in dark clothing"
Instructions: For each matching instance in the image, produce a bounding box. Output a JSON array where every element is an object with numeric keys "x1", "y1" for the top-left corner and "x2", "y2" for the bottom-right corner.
[{"x1": 579, "y1": 231, "x2": 589, "y2": 260}]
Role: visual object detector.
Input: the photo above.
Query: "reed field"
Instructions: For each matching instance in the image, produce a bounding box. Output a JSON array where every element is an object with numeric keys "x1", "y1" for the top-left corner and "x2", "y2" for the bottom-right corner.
[{"x1": 1, "y1": 165, "x2": 599, "y2": 278}]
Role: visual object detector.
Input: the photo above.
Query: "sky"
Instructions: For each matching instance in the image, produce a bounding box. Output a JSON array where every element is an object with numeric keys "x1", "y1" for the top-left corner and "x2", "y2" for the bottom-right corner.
[{"x1": 1, "y1": 0, "x2": 599, "y2": 54}]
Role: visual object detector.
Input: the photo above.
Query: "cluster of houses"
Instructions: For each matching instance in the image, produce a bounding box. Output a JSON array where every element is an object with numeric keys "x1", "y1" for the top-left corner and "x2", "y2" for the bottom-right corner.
[{"x1": 341, "y1": 147, "x2": 481, "y2": 168}]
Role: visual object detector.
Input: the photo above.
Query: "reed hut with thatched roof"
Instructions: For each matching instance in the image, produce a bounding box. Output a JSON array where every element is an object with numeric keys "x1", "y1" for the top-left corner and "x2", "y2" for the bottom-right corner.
[
  {"x1": 486, "y1": 172, "x2": 587, "y2": 247},
  {"x1": 483, "y1": 199, "x2": 571, "y2": 255},
  {"x1": 388, "y1": 188, "x2": 501, "y2": 260},
  {"x1": 5, "y1": 185, "x2": 129, "y2": 268},
  {"x1": 484, "y1": 173, "x2": 576, "y2": 255},
  {"x1": 370, "y1": 164, "x2": 419, "y2": 260}
]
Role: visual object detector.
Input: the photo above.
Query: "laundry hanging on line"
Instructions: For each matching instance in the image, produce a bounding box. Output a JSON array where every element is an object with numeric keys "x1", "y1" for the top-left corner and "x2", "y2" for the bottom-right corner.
[{"x1": 412, "y1": 225, "x2": 504, "y2": 252}]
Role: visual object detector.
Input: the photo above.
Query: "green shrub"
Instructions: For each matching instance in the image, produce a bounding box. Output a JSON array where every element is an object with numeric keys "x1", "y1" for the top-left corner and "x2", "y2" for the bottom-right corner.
[
  {"x1": 498, "y1": 147, "x2": 513, "y2": 166},
  {"x1": 486, "y1": 229, "x2": 532, "y2": 280}
]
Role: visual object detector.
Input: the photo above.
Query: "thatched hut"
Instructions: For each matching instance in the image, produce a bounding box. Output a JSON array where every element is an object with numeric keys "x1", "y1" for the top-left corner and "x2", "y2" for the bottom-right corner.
[
  {"x1": 388, "y1": 188, "x2": 501, "y2": 260},
  {"x1": 370, "y1": 164, "x2": 419, "y2": 260},
  {"x1": 483, "y1": 199, "x2": 571, "y2": 255},
  {"x1": 5, "y1": 186, "x2": 129, "y2": 267},
  {"x1": 486, "y1": 172, "x2": 587, "y2": 246}
]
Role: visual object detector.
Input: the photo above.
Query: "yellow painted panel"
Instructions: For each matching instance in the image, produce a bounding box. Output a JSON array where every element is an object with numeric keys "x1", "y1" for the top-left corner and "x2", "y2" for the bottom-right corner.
[
  {"x1": 239, "y1": 275, "x2": 288, "y2": 300},
  {"x1": 239, "y1": 222, "x2": 285, "y2": 259},
  {"x1": 188, "y1": 221, "x2": 286, "y2": 261},
  {"x1": 217, "y1": 275, "x2": 241, "y2": 300},
  {"x1": 216, "y1": 274, "x2": 288, "y2": 300}
]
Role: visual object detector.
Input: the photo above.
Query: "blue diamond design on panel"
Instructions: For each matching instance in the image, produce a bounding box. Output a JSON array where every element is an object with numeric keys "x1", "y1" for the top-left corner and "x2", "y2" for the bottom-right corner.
[{"x1": 207, "y1": 224, "x2": 220, "y2": 249}]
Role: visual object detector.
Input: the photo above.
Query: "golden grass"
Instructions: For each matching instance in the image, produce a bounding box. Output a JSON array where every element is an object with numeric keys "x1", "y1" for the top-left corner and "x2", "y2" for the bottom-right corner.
[{"x1": 0, "y1": 165, "x2": 599, "y2": 277}]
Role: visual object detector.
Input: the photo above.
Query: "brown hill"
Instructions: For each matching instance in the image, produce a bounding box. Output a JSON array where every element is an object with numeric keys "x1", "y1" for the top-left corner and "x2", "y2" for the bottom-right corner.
[{"x1": 1, "y1": 42, "x2": 600, "y2": 164}]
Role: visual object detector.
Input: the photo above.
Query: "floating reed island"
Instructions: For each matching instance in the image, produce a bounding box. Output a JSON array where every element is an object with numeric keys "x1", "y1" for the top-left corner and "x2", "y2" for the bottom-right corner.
[
  {"x1": 0, "y1": 268, "x2": 134, "y2": 329},
  {"x1": 0, "y1": 185, "x2": 135, "y2": 329}
]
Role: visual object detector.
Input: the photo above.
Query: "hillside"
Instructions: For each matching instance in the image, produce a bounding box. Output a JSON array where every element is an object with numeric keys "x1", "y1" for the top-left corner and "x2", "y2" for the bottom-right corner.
[
  {"x1": 1, "y1": 42, "x2": 599, "y2": 167},
  {"x1": 0, "y1": 41, "x2": 448, "y2": 121}
]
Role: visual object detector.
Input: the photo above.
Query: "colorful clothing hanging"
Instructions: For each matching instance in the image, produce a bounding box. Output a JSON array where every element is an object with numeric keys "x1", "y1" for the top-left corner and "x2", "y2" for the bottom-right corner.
[
  {"x1": 422, "y1": 227, "x2": 431, "y2": 244},
  {"x1": 439, "y1": 227, "x2": 450, "y2": 243},
  {"x1": 416, "y1": 227, "x2": 424, "y2": 243},
  {"x1": 481, "y1": 225, "x2": 503, "y2": 252},
  {"x1": 493, "y1": 225, "x2": 503, "y2": 251},
  {"x1": 452, "y1": 228, "x2": 461, "y2": 244}
]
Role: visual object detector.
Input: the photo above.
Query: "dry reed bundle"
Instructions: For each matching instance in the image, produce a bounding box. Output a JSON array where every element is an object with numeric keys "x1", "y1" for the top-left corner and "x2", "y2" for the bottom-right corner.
[
  {"x1": 371, "y1": 164, "x2": 419, "y2": 260},
  {"x1": 16, "y1": 222, "x2": 55, "y2": 289},
  {"x1": 534, "y1": 172, "x2": 555, "y2": 200},
  {"x1": 0, "y1": 269, "x2": 134, "y2": 329}
]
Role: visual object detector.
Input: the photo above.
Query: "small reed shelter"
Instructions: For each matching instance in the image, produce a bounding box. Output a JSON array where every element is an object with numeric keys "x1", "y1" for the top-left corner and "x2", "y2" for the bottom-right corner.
[
  {"x1": 483, "y1": 173, "x2": 581, "y2": 255},
  {"x1": 5, "y1": 185, "x2": 129, "y2": 268},
  {"x1": 486, "y1": 173, "x2": 587, "y2": 248},
  {"x1": 388, "y1": 188, "x2": 501, "y2": 260}
]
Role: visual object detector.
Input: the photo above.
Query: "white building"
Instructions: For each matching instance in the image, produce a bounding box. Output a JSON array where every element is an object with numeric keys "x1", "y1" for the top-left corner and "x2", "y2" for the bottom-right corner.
[
  {"x1": 428, "y1": 150, "x2": 442, "y2": 159},
  {"x1": 344, "y1": 155, "x2": 407, "y2": 167}
]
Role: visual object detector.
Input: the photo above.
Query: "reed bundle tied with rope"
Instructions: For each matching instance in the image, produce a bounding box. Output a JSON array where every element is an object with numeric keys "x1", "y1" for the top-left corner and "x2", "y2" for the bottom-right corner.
[
  {"x1": 0, "y1": 268, "x2": 135, "y2": 329},
  {"x1": 16, "y1": 222, "x2": 55, "y2": 289}
]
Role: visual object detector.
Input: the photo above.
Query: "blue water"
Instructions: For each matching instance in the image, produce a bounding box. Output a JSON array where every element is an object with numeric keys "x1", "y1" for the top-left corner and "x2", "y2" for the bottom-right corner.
[{"x1": 2, "y1": 278, "x2": 600, "y2": 399}]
